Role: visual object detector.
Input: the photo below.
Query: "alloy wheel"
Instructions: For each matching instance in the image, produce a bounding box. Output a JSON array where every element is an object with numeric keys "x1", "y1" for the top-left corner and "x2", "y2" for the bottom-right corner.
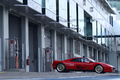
[
  {"x1": 95, "y1": 65, "x2": 103, "y2": 73},
  {"x1": 57, "y1": 63, "x2": 65, "y2": 72}
]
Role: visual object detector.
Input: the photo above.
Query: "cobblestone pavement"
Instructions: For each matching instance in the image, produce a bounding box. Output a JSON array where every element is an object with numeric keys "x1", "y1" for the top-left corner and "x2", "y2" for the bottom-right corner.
[{"x1": 0, "y1": 71, "x2": 119, "y2": 79}]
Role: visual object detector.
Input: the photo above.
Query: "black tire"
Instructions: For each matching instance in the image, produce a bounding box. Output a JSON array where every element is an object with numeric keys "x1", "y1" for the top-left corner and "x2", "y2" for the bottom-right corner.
[
  {"x1": 64, "y1": 70, "x2": 69, "y2": 72},
  {"x1": 95, "y1": 65, "x2": 104, "y2": 73},
  {"x1": 56, "y1": 63, "x2": 65, "y2": 72}
]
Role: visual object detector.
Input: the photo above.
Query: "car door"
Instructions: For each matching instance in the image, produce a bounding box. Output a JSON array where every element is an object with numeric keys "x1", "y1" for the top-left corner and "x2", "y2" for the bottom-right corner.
[
  {"x1": 76, "y1": 58, "x2": 94, "y2": 70},
  {"x1": 83, "y1": 58, "x2": 95, "y2": 70},
  {"x1": 76, "y1": 58, "x2": 87, "y2": 70},
  {"x1": 79, "y1": 58, "x2": 95, "y2": 70},
  {"x1": 65, "y1": 61, "x2": 77, "y2": 70},
  {"x1": 70, "y1": 58, "x2": 82, "y2": 70}
]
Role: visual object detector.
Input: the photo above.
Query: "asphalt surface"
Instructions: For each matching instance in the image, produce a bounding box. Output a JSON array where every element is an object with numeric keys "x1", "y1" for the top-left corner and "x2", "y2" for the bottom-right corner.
[
  {"x1": 41, "y1": 76, "x2": 120, "y2": 80},
  {"x1": 0, "y1": 71, "x2": 120, "y2": 79}
]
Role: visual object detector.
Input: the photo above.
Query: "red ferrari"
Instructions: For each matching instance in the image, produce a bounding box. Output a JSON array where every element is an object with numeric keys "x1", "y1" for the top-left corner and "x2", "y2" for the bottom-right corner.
[{"x1": 53, "y1": 57, "x2": 115, "y2": 73}]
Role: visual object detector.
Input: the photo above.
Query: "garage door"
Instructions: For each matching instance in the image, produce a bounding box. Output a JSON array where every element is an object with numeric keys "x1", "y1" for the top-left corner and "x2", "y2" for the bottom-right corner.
[
  {"x1": 57, "y1": 34, "x2": 62, "y2": 61},
  {"x1": 89, "y1": 47, "x2": 92, "y2": 58},
  {"x1": 45, "y1": 29, "x2": 53, "y2": 72},
  {"x1": 45, "y1": 29, "x2": 51, "y2": 48},
  {"x1": 29, "y1": 23, "x2": 38, "y2": 72},
  {"x1": 83, "y1": 44, "x2": 87, "y2": 57},
  {"x1": 93, "y1": 49, "x2": 97, "y2": 60},
  {"x1": 9, "y1": 14, "x2": 22, "y2": 69},
  {"x1": 67, "y1": 38, "x2": 71, "y2": 59},
  {"x1": 75, "y1": 40, "x2": 80, "y2": 55}
]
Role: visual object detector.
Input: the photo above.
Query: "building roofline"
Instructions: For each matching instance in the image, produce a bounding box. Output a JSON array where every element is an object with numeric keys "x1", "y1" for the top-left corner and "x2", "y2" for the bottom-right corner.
[{"x1": 98, "y1": 0, "x2": 115, "y2": 14}]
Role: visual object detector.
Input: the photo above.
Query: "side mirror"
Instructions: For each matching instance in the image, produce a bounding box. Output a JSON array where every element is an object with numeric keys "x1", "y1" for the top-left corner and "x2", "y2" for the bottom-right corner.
[{"x1": 88, "y1": 60, "x2": 92, "y2": 63}]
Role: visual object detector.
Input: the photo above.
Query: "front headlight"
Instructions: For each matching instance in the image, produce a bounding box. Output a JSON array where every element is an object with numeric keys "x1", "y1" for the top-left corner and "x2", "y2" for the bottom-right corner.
[{"x1": 111, "y1": 67, "x2": 115, "y2": 72}]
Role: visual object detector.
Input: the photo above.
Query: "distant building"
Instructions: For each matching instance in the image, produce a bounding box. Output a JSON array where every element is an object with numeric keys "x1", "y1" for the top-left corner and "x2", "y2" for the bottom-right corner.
[
  {"x1": 108, "y1": 0, "x2": 120, "y2": 72},
  {"x1": 108, "y1": 0, "x2": 120, "y2": 12}
]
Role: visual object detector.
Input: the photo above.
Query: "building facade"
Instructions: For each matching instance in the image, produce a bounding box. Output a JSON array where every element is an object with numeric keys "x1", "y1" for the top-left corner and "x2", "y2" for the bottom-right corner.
[{"x1": 0, "y1": 0, "x2": 116, "y2": 72}]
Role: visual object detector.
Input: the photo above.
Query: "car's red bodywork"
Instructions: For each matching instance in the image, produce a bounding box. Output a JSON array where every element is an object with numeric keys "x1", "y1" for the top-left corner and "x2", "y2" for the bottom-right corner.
[{"x1": 53, "y1": 57, "x2": 115, "y2": 73}]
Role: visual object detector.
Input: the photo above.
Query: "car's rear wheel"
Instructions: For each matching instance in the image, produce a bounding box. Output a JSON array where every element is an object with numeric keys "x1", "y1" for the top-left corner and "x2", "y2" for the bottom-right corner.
[
  {"x1": 95, "y1": 65, "x2": 104, "y2": 73},
  {"x1": 56, "y1": 63, "x2": 65, "y2": 72}
]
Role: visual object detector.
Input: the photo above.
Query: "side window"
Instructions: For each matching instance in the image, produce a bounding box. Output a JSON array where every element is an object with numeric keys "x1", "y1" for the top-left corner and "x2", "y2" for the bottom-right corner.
[
  {"x1": 71, "y1": 59, "x2": 78, "y2": 62},
  {"x1": 81, "y1": 58, "x2": 89, "y2": 63},
  {"x1": 77, "y1": 58, "x2": 82, "y2": 62},
  {"x1": 84, "y1": 58, "x2": 89, "y2": 62},
  {"x1": 71, "y1": 58, "x2": 82, "y2": 62}
]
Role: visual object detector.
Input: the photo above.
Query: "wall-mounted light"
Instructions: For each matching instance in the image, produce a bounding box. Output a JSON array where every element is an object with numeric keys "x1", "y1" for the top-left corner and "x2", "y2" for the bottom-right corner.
[
  {"x1": 83, "y1": 0, "x2": 86, "y2": 6},
  {"x1": 92, "y1": 18, "x2": 95, "y2": 21},
  {"x1": 90, "y1": 7, "x2": 94, "y2": 12}
]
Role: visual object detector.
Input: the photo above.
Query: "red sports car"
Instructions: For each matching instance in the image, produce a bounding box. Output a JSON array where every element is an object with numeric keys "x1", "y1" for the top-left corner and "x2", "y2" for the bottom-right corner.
[{"x1": 53, "y1": 57, "x2": 115, "y2": 73}]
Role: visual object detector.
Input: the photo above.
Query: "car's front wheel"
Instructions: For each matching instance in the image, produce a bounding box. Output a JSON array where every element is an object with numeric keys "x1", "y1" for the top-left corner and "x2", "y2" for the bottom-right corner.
[
  {"x1": 56, "y1": 63, "x2": 65, "y2": 72},
  {"x1": 95, "y1": 65, "x2": 104, "y2": 73}
]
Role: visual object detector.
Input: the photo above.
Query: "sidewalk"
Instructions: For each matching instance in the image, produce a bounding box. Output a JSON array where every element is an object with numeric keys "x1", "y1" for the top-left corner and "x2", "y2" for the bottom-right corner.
[{"x1": 0, "y1": 71, "x2": 119, "y2": 79}]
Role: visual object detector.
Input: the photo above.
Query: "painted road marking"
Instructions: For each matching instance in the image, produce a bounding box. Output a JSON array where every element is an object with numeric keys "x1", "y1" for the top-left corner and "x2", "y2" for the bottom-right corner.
[{"x1": 0, "y1": 72, "x2": 4, "y2": 73}]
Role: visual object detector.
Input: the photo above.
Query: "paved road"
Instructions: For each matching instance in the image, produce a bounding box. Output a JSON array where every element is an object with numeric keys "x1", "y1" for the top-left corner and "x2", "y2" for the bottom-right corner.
[
  {"x1": 0, "y1": 71, "x2": 120, "y2": 80},
  {"x1": 2, "y1": 75, "x2": 120, "y2": 80}
]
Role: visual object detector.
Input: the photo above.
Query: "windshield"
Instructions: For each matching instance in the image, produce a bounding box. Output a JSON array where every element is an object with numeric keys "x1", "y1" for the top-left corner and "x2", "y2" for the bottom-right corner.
[{"x1": 88, "y1": 58, "x2": 96, "y2": 62}]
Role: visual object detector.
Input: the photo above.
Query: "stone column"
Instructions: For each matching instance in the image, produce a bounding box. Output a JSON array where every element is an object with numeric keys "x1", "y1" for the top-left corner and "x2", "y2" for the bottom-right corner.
[
  {"x1": 114, "y1": 38, "x2": 117, "y2": 52},
  {"x1": 73, "y1": 39, "x2": 75, "y2": 57},
  {"x1": 64, "y1": 35, "x2": 67, "y2": 60},
  {"x1": 87, "y1": 46, "x2": 90, "y2": 58},
  {"x1": 24, "y1": 17, "x2": 29, "y2": 72},
  {"x1": 0, "y1": 6, "x2": 3, "y2": 71},
  {"x1": 71, "y1": 38, "x2": 74, "y2": 58},
  {"x1": 80, "y1": 42, "x2": 83, "y2": 57},
  {"x1": 40, "y1": 24, "x2": 45, "y2": 72},
  {"x1": 2, "y1": 6, "x2": 9, "y2": 71},
  {"x1": 96, "y1": 49, "x2": 98, "y2": 62},
  {"x1": 53, "y1": 30, "x2": 57, "y2": 60},
  {"x1": 37, "y1": 24, "x2": 41, "y2": 72},
  {"x1": 91, "y1": 48, "x2": 94, "y2": 59}
]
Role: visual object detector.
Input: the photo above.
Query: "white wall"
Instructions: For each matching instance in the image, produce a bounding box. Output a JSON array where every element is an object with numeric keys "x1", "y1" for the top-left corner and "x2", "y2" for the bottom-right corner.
[
  {"x1": 16, "y1": 0, "x2": 23, "y2": 3},
  {"x1": 28, "y1": 0, "x2": 42, "y2": 13},
  {"x1": 112, "y1": 8, "x2": 120, "y2": 51},
  {"x1": 113, "y1": 21, "x2": 120, "y2": 35},
  {"x1": 74, "y1": 0, "x2": 114, "y2": 34}
]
